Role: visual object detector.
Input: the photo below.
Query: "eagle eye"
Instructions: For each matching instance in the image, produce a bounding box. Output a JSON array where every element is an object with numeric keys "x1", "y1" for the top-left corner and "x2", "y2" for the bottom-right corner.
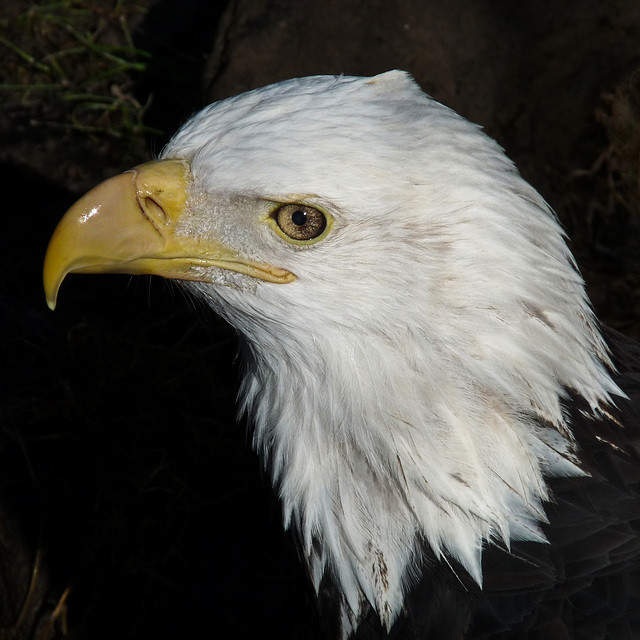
[{"x1": 272, "y1": 204, "x2": 327, "y2": 242}]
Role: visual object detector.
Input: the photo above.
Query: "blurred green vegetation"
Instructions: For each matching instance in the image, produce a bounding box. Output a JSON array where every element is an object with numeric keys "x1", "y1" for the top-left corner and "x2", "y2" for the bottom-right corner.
[{"x1": 0, "y1": 0, "x2": 161, "y2": 140}]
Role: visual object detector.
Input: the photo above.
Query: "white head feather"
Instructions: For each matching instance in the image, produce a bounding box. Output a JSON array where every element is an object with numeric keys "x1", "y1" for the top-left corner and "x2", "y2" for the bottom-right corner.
[{"x1": 161, "y1": 71, "x2": 621, "y2": 636}]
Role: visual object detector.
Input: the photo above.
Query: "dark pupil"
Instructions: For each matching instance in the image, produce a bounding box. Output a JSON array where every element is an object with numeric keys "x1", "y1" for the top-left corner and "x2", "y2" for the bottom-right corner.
[{"x1": 291, "y1": 210, "x2": 307, "y2": 226}]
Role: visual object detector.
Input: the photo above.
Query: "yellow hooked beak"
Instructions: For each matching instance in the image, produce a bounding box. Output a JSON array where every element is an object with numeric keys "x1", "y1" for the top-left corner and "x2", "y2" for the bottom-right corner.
[{"x1": 43, "y1": 159, "x2": 295, "y2": 310}]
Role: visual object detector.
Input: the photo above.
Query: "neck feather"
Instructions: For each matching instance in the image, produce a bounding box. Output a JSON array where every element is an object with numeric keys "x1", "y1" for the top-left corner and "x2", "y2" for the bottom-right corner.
[{"x1": 234, "y1": 319, "x2": 608, "y2": 635}]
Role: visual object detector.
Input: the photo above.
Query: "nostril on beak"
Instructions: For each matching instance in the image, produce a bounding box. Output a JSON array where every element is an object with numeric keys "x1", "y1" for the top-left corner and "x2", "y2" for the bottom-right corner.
[{"x1": 143, "y1": 196, "x2": 168, "y2": 223}]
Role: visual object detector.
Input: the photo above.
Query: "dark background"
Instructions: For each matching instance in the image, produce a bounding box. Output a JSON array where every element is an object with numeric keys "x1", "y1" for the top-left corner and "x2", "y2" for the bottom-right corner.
[{"x1": 1, "y1": 1, "x2": 639, "y2": 638}]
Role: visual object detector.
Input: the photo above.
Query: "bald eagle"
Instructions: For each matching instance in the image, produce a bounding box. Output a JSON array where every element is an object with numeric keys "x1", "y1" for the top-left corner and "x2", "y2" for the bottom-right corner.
[{"x1": 44, "y1": 71, "x2": 640, "y2": 639}]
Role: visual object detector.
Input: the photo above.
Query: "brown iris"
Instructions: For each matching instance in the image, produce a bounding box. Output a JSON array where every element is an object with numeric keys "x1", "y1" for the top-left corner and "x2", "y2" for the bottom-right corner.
[{"x1": 273, "y1": 204, "x2": 327, "y2": 241}]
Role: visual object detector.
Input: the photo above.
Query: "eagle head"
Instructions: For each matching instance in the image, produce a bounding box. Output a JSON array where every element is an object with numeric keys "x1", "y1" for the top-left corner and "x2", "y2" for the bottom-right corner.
[{"x1": 43, "y1": 71, "x2": 621, "y2": 636}]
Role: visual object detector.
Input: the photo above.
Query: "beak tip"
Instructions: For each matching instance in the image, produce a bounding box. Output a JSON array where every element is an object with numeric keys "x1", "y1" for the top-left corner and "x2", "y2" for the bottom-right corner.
[
  {"x1": 44, "y1": 279, "x2": 59, "y2": 310},
  {"x1": 43, "y1": 259, "x2": 62, "y2": 311}
]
